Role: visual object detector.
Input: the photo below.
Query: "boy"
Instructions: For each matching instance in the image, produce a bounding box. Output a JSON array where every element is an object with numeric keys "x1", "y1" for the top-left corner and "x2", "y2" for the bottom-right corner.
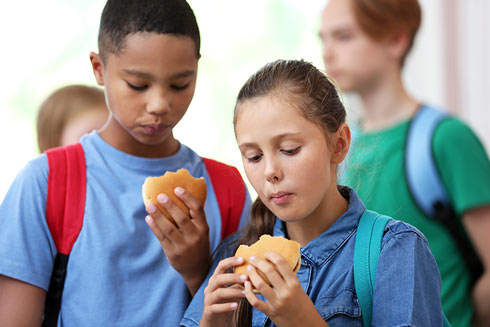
[
  {"x1": 0, "y1": 0, "x2": 251, "y2": 326},
  {"x1": 319, "y1": 0, "x2": 490, "y2": 325}
]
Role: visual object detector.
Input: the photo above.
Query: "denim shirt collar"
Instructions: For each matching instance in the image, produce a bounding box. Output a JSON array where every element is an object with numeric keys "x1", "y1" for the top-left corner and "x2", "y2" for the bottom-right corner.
[{"x1": 273, "y1": 187, "x2": 365, "y2": 266}]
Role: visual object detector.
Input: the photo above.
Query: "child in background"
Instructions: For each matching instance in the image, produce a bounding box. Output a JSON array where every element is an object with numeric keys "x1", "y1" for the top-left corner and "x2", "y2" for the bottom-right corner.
[
  {"x1": 36, "y1": 84, "x2": 108, "y2": 152},
  {"x1": 0, "y1": 0, "x2": 251, "y2": 326},
  {"x1": 175, "y1": 59, "x2": 444, "y2": 326},
  {"x1": 319, "y1": 0, "x2": 490, "y2": 325}
]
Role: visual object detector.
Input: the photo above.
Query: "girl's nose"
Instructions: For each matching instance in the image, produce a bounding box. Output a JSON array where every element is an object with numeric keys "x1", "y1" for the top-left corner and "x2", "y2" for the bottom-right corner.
[{"x1": 264, "y1": 157, "x2": 283, "y2": 183}]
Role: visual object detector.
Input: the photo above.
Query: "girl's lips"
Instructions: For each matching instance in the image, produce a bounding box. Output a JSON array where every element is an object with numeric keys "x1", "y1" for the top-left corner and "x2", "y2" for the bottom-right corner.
[{"x1": 271, "y1": 193, "x2": 293, "y2": 205}]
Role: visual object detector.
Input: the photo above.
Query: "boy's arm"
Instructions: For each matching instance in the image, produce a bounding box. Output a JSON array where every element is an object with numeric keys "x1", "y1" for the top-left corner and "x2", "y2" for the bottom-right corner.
[
  {"x1": 463, "y1": 205, "x2": 490, "y2": 325},
  {"x1": 0, "y1": 275, "x2": 45, "y2": 326}
]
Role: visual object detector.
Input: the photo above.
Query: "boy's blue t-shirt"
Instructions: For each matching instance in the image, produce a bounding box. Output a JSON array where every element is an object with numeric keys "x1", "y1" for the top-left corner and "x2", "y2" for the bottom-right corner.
[
  {"x1": 0, "y1": 131, "x2": 251, "y2": 326},
  {"x1": 181, "y1": 189, "x2": 444, "y2": 326}
]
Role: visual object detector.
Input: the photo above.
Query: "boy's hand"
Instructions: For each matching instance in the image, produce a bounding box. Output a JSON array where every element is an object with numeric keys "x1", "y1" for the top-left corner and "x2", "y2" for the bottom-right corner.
[
  {"x1": 145, "y1": 187, "x2": 211, "y2": 295},
  {"x1": 243, "y1": 252, "x2": 327, "y2": 327}
]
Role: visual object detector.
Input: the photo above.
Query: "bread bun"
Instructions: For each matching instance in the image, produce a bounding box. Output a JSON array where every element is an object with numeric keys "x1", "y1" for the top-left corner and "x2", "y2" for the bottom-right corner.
[
  {"x1": 234, "y1": 235, "x2": 301, "y2": 287},
  {"x1": 142, "y1": 168, "x2": 207, "y2": 225}
]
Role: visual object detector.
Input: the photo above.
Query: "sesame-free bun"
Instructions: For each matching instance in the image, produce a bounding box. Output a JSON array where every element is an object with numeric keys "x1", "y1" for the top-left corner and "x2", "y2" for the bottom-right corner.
[
  {"x1": 142, "y1": 168, "x2": 207, "y2": 225},
  {"x1": 234, "y1": 235, "x2": 301, "y2": 286}
]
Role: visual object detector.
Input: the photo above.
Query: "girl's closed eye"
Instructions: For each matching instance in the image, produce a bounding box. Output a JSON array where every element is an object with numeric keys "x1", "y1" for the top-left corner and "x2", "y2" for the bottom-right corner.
[
  {"x1": 281, "y1": 146, "x2": 301, "y2": 155},
  {"x1": 126, "y1": 81, "x2": 148, "y2": 91},
  {"x1": 247, "y1": 153, "x2": 263, "y2": 163}
]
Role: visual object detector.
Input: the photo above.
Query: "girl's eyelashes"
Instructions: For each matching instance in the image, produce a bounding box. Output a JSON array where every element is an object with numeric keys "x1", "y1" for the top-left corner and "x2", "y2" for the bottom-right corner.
[
  {"x1": 246, "y1": 153, "x2": 263, "y2": 163},
  {"x1": 282, "y1": 146, "x2": 301, "y2": 155},
  {"x1": 126, "y1": 81, "x2": 148, "y2": 91}
]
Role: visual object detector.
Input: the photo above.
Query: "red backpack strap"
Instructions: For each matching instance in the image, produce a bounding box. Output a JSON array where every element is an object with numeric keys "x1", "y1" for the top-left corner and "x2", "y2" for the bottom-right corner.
[
  {"x1": 202, "y1": 158, "x2": 246, "y2": 240},
  {"x1": 45, "y1": 143, "x2": 86, "y2": 254},
  {"x1": 43, "y1": 143, "x2": 86, "y2": 327}
]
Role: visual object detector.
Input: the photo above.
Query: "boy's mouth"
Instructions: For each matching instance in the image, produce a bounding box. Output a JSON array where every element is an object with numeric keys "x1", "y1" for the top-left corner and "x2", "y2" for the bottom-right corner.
[{"x1": 141, "y1": 124, "x2": 171, "y2": 135}]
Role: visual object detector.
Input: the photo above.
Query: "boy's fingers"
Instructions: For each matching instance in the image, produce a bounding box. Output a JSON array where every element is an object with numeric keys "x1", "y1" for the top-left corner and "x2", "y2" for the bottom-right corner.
[
  {"x1": 156, "y1": 193, "x2": 192, "y2": 230},
  {"x1": 149, "y1": 204, "x2": 185, "y2": 246},
  {"x1": 173, "y1": 187, "x2": 206, "y2": 223}
]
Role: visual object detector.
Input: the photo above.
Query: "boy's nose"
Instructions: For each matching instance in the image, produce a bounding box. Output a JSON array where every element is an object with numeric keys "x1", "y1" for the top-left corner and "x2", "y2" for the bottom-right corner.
[{"x1": 146, "y1": 91, "x2": 170, "y2": 115}]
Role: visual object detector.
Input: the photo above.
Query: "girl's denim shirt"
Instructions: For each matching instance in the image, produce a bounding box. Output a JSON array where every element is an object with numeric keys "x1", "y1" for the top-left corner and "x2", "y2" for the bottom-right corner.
[{"x1": 181, "y1": 188, "x2": 444, "y2": 326}]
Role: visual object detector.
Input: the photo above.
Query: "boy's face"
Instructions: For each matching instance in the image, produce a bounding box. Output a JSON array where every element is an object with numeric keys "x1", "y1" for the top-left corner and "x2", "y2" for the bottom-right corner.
[
  {"x1": 319, "y1": 0, "x2": 396, "y2": 94},
  {"x1": 91, "y1": 33, "x2": 198, "y2": 157}
]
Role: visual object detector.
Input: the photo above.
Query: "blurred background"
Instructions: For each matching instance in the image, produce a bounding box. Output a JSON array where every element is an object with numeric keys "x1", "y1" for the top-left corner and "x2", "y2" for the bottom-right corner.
[{"x1": 0, "y1": 0, "x2": 489, "y2": 201}]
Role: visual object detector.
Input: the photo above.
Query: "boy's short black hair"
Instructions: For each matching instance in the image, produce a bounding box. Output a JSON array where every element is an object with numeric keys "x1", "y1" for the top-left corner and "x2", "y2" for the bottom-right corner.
[{"x1": 98, "y1": 0, "x2": 200, "y2": 61}]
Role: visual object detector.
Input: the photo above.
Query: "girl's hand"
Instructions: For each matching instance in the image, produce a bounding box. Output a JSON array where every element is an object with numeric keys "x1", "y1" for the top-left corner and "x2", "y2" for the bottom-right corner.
[
  {"x1": 145, "y1": 187, "x2": 211, "y2": 295},
  {"x1": 244, "y1": 252, "x2": 328, "y2": 327},
  {"x1": 200, "y1": 257, "x2": 248, "y2": 327}
]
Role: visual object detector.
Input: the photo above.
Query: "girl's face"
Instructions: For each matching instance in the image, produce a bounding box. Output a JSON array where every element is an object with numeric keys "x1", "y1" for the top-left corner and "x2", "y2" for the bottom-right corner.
[
  {"x1": 91, "y1": 33, "x2": 198, "y2": 157},
  {"x1": 319, "y1": 0, "x2": 393, "y2": 93},
  {"x1": 235, "y1": 95, "x2": 340, "y2": 223}
]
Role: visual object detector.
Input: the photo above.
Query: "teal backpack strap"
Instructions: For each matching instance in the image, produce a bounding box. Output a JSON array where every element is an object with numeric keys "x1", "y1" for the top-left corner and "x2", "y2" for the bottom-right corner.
[
  {"x1": 354, "y1": 210, "x2": 391, "y2": 327},
  {"x1": 354, "y1": 210, "x2": 451, "y2": 327}
]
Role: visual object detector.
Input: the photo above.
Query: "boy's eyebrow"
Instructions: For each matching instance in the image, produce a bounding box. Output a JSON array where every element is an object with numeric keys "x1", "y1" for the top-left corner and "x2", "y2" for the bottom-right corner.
[{"x1": 122, "y1": 69, "x2": 195, "y2": 80}]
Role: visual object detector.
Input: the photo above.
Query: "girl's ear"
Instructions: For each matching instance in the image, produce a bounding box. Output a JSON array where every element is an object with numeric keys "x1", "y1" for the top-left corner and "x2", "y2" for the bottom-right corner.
[
  {"x1": 90, "y1": 52, "x2": 105, "y2": 86},
  {"x1": 331, "y1": 123, "x2": 351, "y2": 164}
]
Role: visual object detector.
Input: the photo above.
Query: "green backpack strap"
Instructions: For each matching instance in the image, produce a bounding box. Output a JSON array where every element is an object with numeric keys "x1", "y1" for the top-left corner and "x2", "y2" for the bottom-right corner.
[
  {"x1": 354, "y1": 210, "x2": 391, "y2": 327},
  {"x1": 354, "y1": 210, "x2": 451, "y2": 327}
]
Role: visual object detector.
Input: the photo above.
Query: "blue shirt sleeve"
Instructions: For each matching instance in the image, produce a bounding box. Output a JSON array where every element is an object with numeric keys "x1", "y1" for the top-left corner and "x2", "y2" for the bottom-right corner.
[
  {"x1": 0, "y1": 155, "x2": 56, "y2": 290},
  {"x1": 372, "y1": 220, "x2": 443, "y2": 326}
]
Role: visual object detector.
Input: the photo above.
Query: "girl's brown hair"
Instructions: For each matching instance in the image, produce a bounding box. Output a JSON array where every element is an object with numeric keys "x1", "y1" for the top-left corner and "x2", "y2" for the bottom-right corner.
[
  {"x1": 350, "y1": 0, "x2": 422, "y2": 65},
  {"x1": 232, "y1": 59, "x2": 346, "y2": 326},
  {"x1": 36, "y1": 84, "x2": 107, "y2": 153}
]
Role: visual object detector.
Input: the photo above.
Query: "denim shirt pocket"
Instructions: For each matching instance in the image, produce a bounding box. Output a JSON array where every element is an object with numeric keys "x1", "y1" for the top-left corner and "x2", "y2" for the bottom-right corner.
[{"x1": 314, "y1": 289, "x2": 362, "y2": 327}]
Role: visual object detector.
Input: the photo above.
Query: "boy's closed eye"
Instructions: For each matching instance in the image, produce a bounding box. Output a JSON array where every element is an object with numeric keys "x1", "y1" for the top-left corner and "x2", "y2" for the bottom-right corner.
[
  {"x1": 126, "y1": 81, "x2": 148, "y2": 91},
  {"x1": 171, "y1": 83, "x2": 191, "y2": 91}
]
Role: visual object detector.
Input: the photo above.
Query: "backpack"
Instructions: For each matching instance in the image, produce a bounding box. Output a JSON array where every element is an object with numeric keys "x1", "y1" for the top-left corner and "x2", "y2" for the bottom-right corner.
[
  {"x1": 405, "y1": 105, "x2": 483, "y2": 284},
  {"x1": 42, "y1": 143, "x2": 247, "y2": 327},
  {"x1": 354, "y1": 210, "x2": 451, "y2": 327}
]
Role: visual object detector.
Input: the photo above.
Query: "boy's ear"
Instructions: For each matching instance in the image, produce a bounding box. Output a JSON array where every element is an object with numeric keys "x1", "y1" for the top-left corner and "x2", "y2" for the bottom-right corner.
[
  {"x1": 90, "y1": 52, "x2": 105, "y2": 86},
  {"x1": 331, "y1": 123, "x2": 351, "y2": 164},
  {"x1": 387, "y1": 31, "x2": 410, "y2": 63}
]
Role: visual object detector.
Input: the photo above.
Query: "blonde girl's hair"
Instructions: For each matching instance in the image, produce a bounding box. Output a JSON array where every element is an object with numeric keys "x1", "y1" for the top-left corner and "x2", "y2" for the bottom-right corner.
[{"x1": 36, "y1": 84, "x2": 107, "y2": 153}]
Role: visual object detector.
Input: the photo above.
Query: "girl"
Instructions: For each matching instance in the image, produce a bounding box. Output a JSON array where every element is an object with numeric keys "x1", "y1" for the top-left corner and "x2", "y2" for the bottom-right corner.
[
  {"x1": 320, "y1": 0, "x2": 490, "y2": 325},
  {"x1": 179, "y1": 59, "x2": 444, "y2": 326},
  {"x1": 36, "y1": 84, "x2": 108, "y2": 152}
]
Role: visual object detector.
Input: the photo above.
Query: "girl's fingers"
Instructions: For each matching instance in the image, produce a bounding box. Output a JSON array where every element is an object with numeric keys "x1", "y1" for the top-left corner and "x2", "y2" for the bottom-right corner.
[
  {"x1": 246, "y1": 264, "x2": 275, "y2": 300},
  {"x1": 205, "y1": 302, "x2": 239, "y2": 314},
  {"x1": 214, "y1": 257, "x2": 246, "y2": 275},
  {"x1": 249, "y1": 255, "x2": 285, "y2": 290},
  {"x1": 263, "y1": 251, "x2": 297, "y2": 281},
  {"x1": 244, "y1": 281, "x2": 268, "y2": 312}
]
